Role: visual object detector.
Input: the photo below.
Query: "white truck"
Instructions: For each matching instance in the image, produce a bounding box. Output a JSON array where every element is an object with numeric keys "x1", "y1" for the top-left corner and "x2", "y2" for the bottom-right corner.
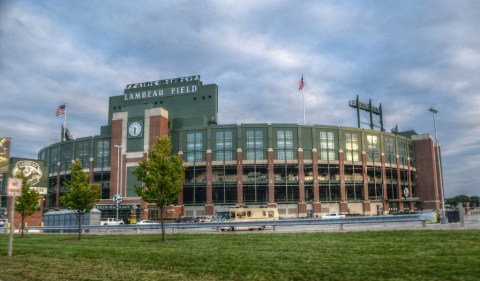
[
  {"x1": 100, "y1": 218, "x2": 124, "y2": 225},
  {"x1": 321, "y1": 213, "x2": 346, "y2": 219}
]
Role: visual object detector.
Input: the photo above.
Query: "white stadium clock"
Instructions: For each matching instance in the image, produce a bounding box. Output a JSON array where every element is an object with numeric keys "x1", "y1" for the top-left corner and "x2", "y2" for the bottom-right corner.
[{"x1": 128, "y1": 121, "x2": 142, "y2": 137}]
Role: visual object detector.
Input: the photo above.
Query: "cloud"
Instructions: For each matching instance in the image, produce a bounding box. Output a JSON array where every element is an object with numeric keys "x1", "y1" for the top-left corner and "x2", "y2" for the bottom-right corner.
[{"x1": 1, "y1": 0, "x2": 479, "y2": 197}]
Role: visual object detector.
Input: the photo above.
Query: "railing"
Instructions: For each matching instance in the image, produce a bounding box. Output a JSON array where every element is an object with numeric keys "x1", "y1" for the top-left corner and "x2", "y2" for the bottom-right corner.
[{"x1": 24, "y1": 213, "x2": 437, "y2": 233}]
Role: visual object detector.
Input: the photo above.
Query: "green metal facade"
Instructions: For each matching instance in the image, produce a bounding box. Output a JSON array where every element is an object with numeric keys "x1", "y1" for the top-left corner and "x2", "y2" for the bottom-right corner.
[
  {"x1": 172, "y1": 124, "x2": 415, "y2": 207},
  {"x1": 38, "y1": 75, "x2": 419, "y2": 216}
]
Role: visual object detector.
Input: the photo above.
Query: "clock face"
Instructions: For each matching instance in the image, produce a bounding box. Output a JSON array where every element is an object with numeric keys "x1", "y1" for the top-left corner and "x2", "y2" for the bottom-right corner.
[{"x1": 128, "y1": 122, "x2": 142, "y2": 137}]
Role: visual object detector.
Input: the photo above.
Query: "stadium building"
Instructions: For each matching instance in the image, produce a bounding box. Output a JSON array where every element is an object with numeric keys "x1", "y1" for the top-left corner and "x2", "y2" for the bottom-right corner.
[{"x1": 36, "y1": 75, "x2": 444, "y2": 221}]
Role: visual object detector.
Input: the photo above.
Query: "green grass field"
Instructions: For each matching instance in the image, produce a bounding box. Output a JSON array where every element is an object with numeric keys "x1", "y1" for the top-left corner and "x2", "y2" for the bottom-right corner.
[{"x1": 1, "y1": 230, "x2": 479, "y2": 281}]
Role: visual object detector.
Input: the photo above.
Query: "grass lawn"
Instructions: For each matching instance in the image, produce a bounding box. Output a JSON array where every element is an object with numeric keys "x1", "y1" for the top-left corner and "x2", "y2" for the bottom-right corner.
[{"x1": 1, "y1": 230, "x2": 479, "y2": 281}]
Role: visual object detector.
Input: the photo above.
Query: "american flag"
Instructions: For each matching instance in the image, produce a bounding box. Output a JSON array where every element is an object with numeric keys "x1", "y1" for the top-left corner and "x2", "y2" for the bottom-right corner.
[
  {"x1": 56, "y1": 104, "x2": 66, "y2": 116},
  {"x1": 298, "y1": 76, "x2": 304, "y2": 91}
]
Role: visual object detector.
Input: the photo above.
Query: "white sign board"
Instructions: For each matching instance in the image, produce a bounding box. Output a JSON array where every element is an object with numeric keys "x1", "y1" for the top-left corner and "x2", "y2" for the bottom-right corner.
[
  {"x1": 7, "y1": 177, "x2": 23, "y2": 196},
  {"x1": 113, "y1": 194, "x2": 123, "y2": 203},
  {"x1": 30, "y1": 186, "x2": 48, "y2": 195}
]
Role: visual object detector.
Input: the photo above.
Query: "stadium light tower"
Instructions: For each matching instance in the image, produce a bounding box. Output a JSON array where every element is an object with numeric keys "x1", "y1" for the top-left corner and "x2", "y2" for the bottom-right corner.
[{"x1": 429, "y1": 107, "x2": 446, "y2": 224}]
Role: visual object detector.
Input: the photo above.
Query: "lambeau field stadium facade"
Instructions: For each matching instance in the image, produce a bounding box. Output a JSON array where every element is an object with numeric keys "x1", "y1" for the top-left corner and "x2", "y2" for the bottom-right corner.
[{"x1": 37, "y1": 75, "x2": 443, "y2": 221}]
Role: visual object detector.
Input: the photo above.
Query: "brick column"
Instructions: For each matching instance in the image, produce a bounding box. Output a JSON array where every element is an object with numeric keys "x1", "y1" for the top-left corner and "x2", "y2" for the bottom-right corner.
[
  {"x1": 396, "y1": 155, "x2": 404, "y2": 211},
  {"x1": 312, "y1": 148, "x2": 321, "y2": 215},
  {"x1": 121, "y1": 153, "x2": 126, "y2": 197},
  {"x1": 175, "y1": 151, "x2": 185, "y2": 219},
  {"x1": 412, "y1": 135, "x2": 440, "y2": 210},
  {"x1": 362, "y1": 151, "x2": 371, "y2": 214},
  {"x1": 177, "y1": 151, "x2": 184, "y2": 206},
  {"x1": 381, "y1": 153, "x2": 389, "y2": 214},
  {"x1": 205, "y1": 150, "x2": 214, "y2": 216},
  {"x1": 89, "y1": 158, "x2": 94, "y2": 184},
  {"x1": 55, "y1": 162, "x2": 61, "y2": 209},
  {"x1": 407, "y1": 157, "x2": 414, "y2": 210},
  {"x1": 267, "y1": 148, "x2": 276, "y2": 207},
  {"x1": 339, "y1": 149, "x2": 348, "y2": 214},
  {"x1": 146, "y1": 108, "x2": 169, "y2": 147},
  {"x1": 110, "y1": 115, "x2": 125, "y2": 198},
  {"x1": 297, "y1": 148, "x2": 307, "y2": 217},
  {"x1": 236, "y1": 148, "x2": 244, "y2": 206},
  {"x1": 143, "y1": 204, "x2": 149, "y2": 221}
]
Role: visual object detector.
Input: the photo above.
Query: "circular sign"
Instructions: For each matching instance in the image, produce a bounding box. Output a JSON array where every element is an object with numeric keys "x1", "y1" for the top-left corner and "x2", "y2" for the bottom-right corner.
[{"x1": 12, "y1": 160, "x2": 43, "y2": 186}]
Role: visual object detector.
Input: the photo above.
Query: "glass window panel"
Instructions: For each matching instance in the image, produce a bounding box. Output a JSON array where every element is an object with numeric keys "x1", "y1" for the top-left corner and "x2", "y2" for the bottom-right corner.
[
  {"x1": 216, "y1": 131, "x2": 233, "y2": 161},
  {"x1": 246, "y1": 130, "x2": 264, "y2": 160},
  {"x1": 186, "y1": 132, "x2": 203, "y2": 162},
  {"x1": 320, "y1": 131, "x2": 336, "y2": 160},
  {"x1": 345, "y1": 133, "x2": 359, "y2": 162},
  {"x1": 367, "y1": 135, "x2": 379, "y2": 162}
]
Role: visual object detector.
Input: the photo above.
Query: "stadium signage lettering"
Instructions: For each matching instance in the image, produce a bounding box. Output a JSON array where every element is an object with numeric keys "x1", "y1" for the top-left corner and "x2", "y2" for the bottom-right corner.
[
  {"x1": 124, "y1": 75, "x2": 200, "y2": 90},
  {"x1": 124, "y1": 75, "x2": 200, "y2": 101},
  {"x1": 124, "y1": 85, "x2": 198, "y2": 101}
]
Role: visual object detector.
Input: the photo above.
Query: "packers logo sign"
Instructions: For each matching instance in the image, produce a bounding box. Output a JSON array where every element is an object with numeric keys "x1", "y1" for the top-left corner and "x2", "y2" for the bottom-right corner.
[{"x1": 12, "y1": 160, "x2": 43, "y2": 186}]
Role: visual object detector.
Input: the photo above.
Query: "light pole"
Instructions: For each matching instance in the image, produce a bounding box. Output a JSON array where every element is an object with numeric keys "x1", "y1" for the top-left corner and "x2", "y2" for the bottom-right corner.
[
  {"x1": 114, "y1": 145, "x2": 123, "y2": 219},
  {"x1": 115, "y1": 145, "x2": 123, "y2": 197},
  {"x1": 429, "y1": 107, "x2": 446, "y2": 224}
]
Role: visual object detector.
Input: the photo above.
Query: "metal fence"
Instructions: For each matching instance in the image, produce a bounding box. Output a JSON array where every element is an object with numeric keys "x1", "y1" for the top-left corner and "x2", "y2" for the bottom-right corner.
[{"x1": 24, "y1": 213, "x2": 437, "y2": 234}]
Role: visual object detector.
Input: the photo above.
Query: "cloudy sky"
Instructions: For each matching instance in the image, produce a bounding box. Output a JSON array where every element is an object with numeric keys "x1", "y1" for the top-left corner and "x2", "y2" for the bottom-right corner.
[{"x1": 1, "y1": 0, "x2": 479, "y2": 197}]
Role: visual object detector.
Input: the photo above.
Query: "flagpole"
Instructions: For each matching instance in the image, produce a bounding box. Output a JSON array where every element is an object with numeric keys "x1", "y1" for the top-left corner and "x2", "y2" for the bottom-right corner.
[
  {"x1": 302, "y1": 88, "x2": 305, "y2": 125},
  {"x1": 64, "y1": 104, "x2": 67, "y2": 137}
]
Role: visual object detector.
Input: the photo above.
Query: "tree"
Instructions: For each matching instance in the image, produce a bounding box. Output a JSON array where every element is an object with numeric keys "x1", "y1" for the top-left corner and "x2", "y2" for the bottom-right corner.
[
  {"x1": 134, "y1": 136, "x2": 185, "y2": 242},
  {"x1": 469, "y1": 196, "x2": 480, "y2": 208},
  {"x1": 15, "y1": 172, "x2": 40, "y2": 238},
  {"x1": 61, "y1": 159, "x2": 101, "y2": 240},
  {"x1": 445, "y1": 195, "x2": 480, "y2": 208}
]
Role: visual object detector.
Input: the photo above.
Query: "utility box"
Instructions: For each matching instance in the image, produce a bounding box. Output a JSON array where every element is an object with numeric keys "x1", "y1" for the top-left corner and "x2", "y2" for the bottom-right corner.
[
  {"x1": 446, "y1": 211, "x2": 459, "y2": 223},
  {"x1": 43, "y1": 208, "x2": 101, "y2": 233}
]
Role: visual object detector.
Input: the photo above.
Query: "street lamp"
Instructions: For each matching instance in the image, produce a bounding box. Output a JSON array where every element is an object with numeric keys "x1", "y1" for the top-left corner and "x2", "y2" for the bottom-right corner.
[
  {"x1": 114, "y1": 145, "x2": 123, "y2": 220},
  {"x1": 429, "y1": 107, "x2": 446, "y2": 224}
]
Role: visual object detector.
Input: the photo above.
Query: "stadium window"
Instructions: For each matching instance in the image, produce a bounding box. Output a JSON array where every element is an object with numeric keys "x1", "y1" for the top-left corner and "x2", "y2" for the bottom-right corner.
[
  {"x1": 246, "y1": 130, "x2": 263, "y2": 160},
  {"x1": 215, "y1": 131, "x2": 232, "y2": 161},
  {"x1": 319, "y1": 131, "x2": 336, "y2": 160},
  {"x1": 187, "y1": 132, "x2": 203, "y2": 162},
  {"x1": 277, "y1": 130, "x2": 293, "y2": 160},
  {"x1": 384, "y1": 136, "x2": 395, "y2": 164},
  {"x1": 367, "y1": 135, "x2": 379, "y2": 162},
  {"x1": 345, "y1": 133, "x2": 359, "y2": 161}
]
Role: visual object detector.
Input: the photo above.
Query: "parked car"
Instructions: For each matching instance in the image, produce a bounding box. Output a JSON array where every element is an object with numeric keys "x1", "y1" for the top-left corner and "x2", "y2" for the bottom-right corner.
[
  {"x1": 0, "y1": 219, "x2": 6, "y2": 227},
  {"x1": 321, "y1": 213, "x2": 346, "y2": 219},
  {"x1": 175, "y1": 216, "x2": 211, "y2": 223},
  {"x1": 175, "y1": 217, "x2": 195, "y2": 223},
  {"x1": 136, "y1": 220, "x2": 159, "y2": 225},
  {"x1": 100, "y1": 218, "x2": 125, "y2": 225},
  {"x1": 196, "y1": 216, "x2": 211, "y2": 222}
]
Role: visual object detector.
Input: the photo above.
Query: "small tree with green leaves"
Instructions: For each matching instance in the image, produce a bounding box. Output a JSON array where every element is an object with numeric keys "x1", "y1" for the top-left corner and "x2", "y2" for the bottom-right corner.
[
  {"x1": 134, "y1": 136, "x2": 185, "y2": 242},
  {"x1": 15, "y1": 172, "x2": 40, "y2": 238},
  {"x1": 61, "y1": 159, "x2": 101, "y2": 240}
]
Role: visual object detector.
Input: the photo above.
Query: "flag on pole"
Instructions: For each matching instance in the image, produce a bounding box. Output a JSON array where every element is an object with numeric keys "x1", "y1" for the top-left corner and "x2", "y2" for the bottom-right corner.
[
  {"x1": 56, "y1": 105, "x2": 66, "y2": 116},
  {"x1": 298, "y1": 76, "x2": 304, "y2": 91},
  {"x1": 299, "y1": 75, "x2": 306, "y2": 124}
]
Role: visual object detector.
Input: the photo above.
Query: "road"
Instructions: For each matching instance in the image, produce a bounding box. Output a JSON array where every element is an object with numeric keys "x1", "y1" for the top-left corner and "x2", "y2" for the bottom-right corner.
[{"x1": 129, "y1": 213, "x2": 480, "y2": 235}]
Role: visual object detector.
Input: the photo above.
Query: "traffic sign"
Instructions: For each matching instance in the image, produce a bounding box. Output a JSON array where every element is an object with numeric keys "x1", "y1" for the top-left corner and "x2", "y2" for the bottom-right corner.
[{"x1": 7, "y1": 178, "x2": 22, "y2": 196}]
